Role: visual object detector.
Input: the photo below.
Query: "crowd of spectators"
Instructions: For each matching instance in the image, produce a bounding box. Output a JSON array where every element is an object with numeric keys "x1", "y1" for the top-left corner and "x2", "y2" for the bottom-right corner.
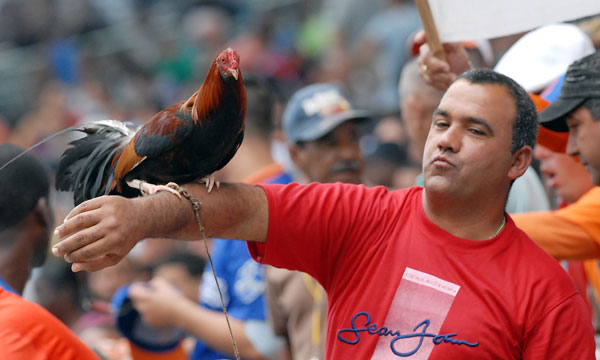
[{"x1": 2, "y1": 0, "x2": 600, "y2": 359}]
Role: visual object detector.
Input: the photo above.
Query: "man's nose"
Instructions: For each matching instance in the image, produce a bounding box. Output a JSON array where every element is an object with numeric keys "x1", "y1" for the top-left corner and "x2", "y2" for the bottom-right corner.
[
  {"x1": 566, "y1": 132, "x2": 579, "y2": 158},
  {"x1": 533, "y1": 145, "x2": 552, "y2": 159},
  {"x1": 437, "y1": 126, "x2": 461, "y2": 153},
  {"x1": 337, "y1": 140, "x2": 362, "y2": 161}
]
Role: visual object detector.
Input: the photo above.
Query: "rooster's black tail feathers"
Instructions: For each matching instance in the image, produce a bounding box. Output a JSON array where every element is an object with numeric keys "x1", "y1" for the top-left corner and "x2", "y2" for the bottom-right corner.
[{"x1": 56, "y1": 120, "x2": 137, "y2": 205}]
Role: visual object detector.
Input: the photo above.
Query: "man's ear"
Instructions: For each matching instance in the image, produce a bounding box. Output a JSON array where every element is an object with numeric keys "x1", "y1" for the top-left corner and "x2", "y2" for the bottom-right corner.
[
  {"x1": 404, "y1": 95, "x2": 424, "y2": 129},
  {"x1": 34, "y1": 198, "x2": 53, "y2": 231},
  {"x1": 508, "y1": 145, "x2": 532, "y2": 180},
  {"x1": 288, "y1": 144, "x2": 303, "y2": 168}
]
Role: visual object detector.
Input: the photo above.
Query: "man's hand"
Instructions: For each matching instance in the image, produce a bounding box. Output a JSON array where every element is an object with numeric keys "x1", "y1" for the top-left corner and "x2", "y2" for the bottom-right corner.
[
  {"x1": 129, "y1": 278, "x2": 190, "y2": 328},
  {"x1": 415, "y1": 30, "x2": 472, "y2": 91},
  {"x1": 52, "y1": 182, "x2": 268, "y2": 272},
  {"x1": 52, "y1": 195, "x2": 148, "y2": 272}
]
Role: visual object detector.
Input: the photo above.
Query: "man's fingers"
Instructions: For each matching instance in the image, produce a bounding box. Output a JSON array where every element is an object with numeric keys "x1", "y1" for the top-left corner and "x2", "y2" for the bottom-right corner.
[
  {"x1": 63, "y1": 196, "x2": 107, "y2": 222},
  {"x1": 149, "y1": 277, "x2": 180, "y2": 296},
  {"x1": 418, "y1": 42, "x2": 453, "y2": 90},
  {"x1": 412, "y1": 30, "x2": 426, "y2": 55},
  {"x1": 53, "y1": 218, "x2": 104, "y2": 258},
  {"x1": 55, "y1": 209, "x2": 101, "y2": 240},
  {"x1": 413, "y1": 30, "x2": 426, "y2": 44},
  {"x1": 149, "y1": 277, "x2": 170, "y2": 288},
  {"x1": 418, "y1": 47, "x2": 450, "y2": 73},
  {"x1": 63, "y1": 232, "x2": 119, "y2": 263},
  {"x1": 71, "y1": 254, "x2": 122, "y2": 272},
  {"x1": 129, "y1": 282, "x2": 153, "y2": 300}
]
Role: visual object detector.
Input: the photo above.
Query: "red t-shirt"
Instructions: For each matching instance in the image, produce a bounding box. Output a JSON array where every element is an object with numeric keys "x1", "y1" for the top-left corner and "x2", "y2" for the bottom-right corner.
[
  {"x1": 248, "y1": 183, "x2": 594, "y2": 359},
  {"x1": 0, "y1": 287, "x2": 100, "y2": 360}
]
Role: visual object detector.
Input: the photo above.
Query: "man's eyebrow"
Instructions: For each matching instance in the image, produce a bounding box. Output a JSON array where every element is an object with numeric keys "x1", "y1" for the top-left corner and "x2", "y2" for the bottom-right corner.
[
  {"x1": 567, "y1": 111, "x2": 583, "y2": 123},
  {"x1": 433, "y1": 108, "x2": 448, "y2": 117},
  {"x1": 465, "y1": 117, "x2": 494, "y2": 135}
]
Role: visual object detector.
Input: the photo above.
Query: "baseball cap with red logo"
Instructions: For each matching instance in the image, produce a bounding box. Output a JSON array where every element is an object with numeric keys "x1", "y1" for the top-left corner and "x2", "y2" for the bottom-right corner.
[{"x1": 282, "y1": 83, "x2": 371, "y2": 144}]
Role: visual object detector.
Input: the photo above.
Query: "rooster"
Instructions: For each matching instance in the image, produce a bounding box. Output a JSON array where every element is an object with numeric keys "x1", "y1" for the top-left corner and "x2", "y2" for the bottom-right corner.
[{"x1": 56, "y1": 48, "x2": 246, "y2": 205}]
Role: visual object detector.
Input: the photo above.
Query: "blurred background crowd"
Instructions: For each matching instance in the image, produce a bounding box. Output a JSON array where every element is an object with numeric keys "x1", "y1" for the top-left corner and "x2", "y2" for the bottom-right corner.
[
  {"x1": 0, "y1": 0, "x2": 427, "y2": 191},
  {"x1": 1, "y1": 0, "x2": 600, "y2": 359}
]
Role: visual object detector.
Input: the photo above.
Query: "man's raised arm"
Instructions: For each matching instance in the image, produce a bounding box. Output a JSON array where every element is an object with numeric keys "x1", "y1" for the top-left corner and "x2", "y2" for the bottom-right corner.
[{"x1": 52, "y1": 183, "x2": 268, "y2": 272}]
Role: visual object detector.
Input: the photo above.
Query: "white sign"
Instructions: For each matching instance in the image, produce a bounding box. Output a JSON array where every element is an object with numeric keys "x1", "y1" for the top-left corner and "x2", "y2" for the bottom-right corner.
[{"x1": 428, "y1": 0, "x2": 600, "y2": 41}]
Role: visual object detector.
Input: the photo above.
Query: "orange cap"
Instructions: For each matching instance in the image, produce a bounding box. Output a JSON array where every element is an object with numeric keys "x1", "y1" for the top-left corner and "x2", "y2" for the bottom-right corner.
[{"x1": 530, "y1": 93, "x2": 569, "y2": 153}]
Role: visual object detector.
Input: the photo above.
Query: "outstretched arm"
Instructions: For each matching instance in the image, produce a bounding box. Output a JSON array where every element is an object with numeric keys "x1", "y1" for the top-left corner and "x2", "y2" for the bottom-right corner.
[
  {"x1": 52, "y1": 182, "x2": 268, "y2": 272},
  {"x1": 513, "y1": 209, "x2": 600, "y2": 260},
  {"x1": 414, "y1": 30, "x2": 472, "y2": 91}
]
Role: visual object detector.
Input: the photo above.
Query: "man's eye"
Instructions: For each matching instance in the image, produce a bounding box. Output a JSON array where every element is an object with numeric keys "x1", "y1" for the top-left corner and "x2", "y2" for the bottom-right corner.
[
  {"x1": 316, "y1": 137, "x2": 336, "y2": 147},
  {"x1": 469, "y1": 128, "x2": 485, "y2": 136},
  {"x1": 325, "y1": 138, "x2": 337, "y2": 147},
  {"x1": 433, "y1": 121, "x2": 449, "y2": 128}
]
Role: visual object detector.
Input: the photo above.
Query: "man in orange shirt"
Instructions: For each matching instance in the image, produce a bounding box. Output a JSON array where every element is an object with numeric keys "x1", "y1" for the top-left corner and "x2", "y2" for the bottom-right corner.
[
  {"x1": 0, "y1": 144, "x2": 99, "y2": 359},
  {"x1": 513, "y1": 52, "x2": 600, "y2": 260}
]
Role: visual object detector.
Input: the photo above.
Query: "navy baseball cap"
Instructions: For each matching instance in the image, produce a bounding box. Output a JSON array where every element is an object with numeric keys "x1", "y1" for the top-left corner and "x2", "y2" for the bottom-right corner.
[
  {"x1": 282, "y1": 83, "x2": 370, "y2": 144},
  {"x1": 539, "y1": 51, "x2": 600, "y2": 132},
  {"x1": 112, "y1": 284, "x2": 186, "y2": 353}
]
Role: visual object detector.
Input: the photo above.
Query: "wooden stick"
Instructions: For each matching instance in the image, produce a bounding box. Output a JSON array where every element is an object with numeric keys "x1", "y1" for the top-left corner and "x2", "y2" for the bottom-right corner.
[{"x1": 415, "y1": 0, "x2": 447, "y2": 62}]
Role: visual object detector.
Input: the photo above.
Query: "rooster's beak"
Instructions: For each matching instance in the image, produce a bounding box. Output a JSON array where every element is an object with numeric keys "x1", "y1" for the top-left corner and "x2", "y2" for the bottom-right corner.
[{"x1": 228, "y1": 68, "x2": 239, "y2": 80}]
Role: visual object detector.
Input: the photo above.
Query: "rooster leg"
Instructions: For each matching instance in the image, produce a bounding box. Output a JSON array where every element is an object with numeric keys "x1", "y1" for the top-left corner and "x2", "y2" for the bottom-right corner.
[
  {"x1": 127, "y1": 179, "x2": 182, "y2": 198},
  {"x1": 200, "y1": 175, "x2": 220, "y2": 193}
]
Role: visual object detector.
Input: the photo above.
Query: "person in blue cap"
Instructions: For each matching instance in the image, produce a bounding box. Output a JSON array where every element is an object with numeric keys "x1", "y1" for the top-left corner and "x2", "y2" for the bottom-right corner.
[
  {"x1": 283, "y1": 83, "x2": 367, "y2": 185},
  {"x1": 266, "y1": 82, "x2": 368, "y2": 360}
]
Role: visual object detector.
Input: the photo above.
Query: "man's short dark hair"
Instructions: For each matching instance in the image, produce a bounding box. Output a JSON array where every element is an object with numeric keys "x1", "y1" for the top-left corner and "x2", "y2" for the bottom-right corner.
[
  {"x1": 242, "y1": 74, "x2": 281, "y2": 140},
  {"x1": 0, "y1": 144, "x2": 50, "y2": 232},
  {"x1": 153, "y1": 251, "x2": 206, "y2": 277},
  {"x1": 583, "y1": 97, "x2": 600, "y2": 121},
  {"x1": 457, "y1": 69, "x2": 538, "y2": 153}
]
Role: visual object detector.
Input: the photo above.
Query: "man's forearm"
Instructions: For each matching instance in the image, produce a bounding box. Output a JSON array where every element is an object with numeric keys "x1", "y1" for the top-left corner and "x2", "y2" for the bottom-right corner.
[
  {"x1": 53, "y1": 182, "x2": 269, "y2": 272},
  {"x1": 141, "y1": 182, "x2": 269, "y2": 242}
]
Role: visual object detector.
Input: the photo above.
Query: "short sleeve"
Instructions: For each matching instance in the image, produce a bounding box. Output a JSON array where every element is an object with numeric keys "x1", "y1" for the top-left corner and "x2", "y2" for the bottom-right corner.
[
  {"x1": 248, "y1": 183, "x2": 407, "y2": 290},
  {"x1": 522, "y1": 293, "x2": 595, "y2": 359},
  {"x1": 0, "y1": 328, "x2": 46, "y2": 360}
]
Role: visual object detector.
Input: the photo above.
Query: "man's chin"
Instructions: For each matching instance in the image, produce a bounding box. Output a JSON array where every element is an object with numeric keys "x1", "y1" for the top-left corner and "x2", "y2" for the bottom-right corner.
[
  {"x1": 31, "y1": 253, "x2": 48, "y2": 268},
  {"x1": 423, "y1": 175, "x2": 455, "y2": 194},
  {"x1": 329, "y1": 172, "x2": 362, "y2": 184}
]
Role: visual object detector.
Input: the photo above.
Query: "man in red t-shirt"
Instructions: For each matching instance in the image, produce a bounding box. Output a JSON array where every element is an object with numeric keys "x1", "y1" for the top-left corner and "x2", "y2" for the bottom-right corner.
[
  {"x1": 53, "y1": 69, "x2": 594, "y2": 359},
  {"x1": 0, "y1": 144, "x2": 99, "y2": 359}
]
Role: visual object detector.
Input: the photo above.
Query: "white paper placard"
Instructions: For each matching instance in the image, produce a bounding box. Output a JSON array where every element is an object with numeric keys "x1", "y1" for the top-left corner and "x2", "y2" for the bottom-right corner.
[{"x1": 428, "y1": 0, "x2": 600, "y2": 41}]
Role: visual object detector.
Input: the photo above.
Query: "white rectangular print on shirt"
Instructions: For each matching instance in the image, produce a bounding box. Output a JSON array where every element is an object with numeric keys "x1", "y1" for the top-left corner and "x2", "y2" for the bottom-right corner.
[{"x1": 371, "y1": 267, "x2": 461, "y2": 359}]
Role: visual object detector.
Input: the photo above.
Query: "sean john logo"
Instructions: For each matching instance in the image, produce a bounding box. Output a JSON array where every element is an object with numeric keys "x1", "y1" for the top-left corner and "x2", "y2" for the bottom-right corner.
[{"x1": 337, "y1": 311, "x2": 479, "y2": 357}]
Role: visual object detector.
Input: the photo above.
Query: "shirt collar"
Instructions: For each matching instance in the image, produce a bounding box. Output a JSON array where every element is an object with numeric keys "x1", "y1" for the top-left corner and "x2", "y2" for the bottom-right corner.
[{"x1": 0, "y1": 276, "x2": 20, "y2": 296}]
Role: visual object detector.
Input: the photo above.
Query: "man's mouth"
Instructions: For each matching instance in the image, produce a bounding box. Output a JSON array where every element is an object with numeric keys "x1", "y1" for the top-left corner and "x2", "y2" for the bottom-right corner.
[
  {"x1": 546, "y1": 176, "x2": 558, "y2": 189},
  {"x1": 331, "y1": 161, "x2": 361, "y2": 174},
  {"x1": 432, "y1": 155, "x2": 454, "y2": 167}
]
